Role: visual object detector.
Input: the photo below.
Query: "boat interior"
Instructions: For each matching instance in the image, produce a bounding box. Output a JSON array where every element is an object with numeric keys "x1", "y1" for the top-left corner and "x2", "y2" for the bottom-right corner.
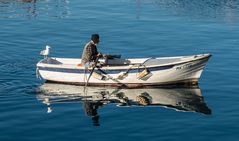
[{"x1": 38, "y1": 54, "x2": 210, "y2": 69}]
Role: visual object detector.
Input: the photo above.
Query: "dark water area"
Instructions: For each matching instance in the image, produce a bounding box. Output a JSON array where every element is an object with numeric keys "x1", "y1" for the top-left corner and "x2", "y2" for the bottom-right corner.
[{"x1": 0, "y1": 0, "x2": 239, "y2": 140}]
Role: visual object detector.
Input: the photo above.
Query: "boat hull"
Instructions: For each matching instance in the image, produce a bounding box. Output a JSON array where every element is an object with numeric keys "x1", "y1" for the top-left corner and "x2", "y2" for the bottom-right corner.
[{"x1": 37, "y1": 54, "x2": 211, "y2": 88}]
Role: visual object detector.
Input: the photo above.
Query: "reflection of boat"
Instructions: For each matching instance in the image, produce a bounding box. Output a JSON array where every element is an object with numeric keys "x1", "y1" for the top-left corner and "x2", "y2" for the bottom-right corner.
[
  {"x1": 36, "y1": 54, "x2": 211, "y2": 88},
  {"x1": 36, "y1": 83, "x2": 211, "y2": 115}
]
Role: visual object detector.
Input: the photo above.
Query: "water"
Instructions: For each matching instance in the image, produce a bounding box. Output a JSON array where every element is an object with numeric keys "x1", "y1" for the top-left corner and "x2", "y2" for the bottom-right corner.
[{"x1": 0, "y1": 0, "x2": 239, "y2": 140}]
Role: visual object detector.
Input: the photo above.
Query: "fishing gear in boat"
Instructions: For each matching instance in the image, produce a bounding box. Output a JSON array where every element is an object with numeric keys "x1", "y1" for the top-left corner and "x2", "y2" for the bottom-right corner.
[
  {"x1": 116, "y1": 65, "x2": 134, "y2": 80},
  {"x1": 136, "y1": 57, "x2": 154, "y2": 80},
  {"x1": 137, "y1": 65, "x2": 151, "y2": 80},
  {"x1": 95, "y1": 67, "x2": 129, "y2": 87}
]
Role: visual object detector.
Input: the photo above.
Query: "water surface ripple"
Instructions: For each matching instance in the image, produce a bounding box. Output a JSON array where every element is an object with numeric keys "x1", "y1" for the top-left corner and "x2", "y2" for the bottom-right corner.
[{"x1": 0, "y1": 0, "x2": 239, "y2": 141}]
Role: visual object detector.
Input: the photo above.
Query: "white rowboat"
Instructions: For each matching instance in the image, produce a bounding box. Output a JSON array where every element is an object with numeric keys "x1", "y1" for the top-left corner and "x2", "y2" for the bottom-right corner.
[{"x1": 36, "y1": 53, "x2": 211, "y2": 88}]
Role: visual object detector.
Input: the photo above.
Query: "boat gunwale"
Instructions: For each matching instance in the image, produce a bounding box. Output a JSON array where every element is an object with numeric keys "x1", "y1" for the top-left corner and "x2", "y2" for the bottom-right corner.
[{"x1": 37, "y1": 54, "x2": 211, "y2": 71}]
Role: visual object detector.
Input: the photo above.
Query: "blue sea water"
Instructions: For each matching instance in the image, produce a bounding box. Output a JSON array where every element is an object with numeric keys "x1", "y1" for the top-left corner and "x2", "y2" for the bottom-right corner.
[{"x1": 0, "y1": 0, "x2": 239, "y2": 140}]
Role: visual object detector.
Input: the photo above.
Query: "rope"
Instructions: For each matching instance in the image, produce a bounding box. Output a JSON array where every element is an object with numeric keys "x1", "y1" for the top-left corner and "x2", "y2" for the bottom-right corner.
[
  {"x1": 36, "y1": 67, "x2": 43, "y2": 80},
  {"x1": 116, "y1": 64, "x2": 135, "y2": 80}
]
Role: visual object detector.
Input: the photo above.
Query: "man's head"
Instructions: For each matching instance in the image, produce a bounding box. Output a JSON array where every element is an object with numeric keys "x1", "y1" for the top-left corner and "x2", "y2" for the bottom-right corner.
[{"x1": 91, "y1": 34, "x2": 100, "y2": 44}]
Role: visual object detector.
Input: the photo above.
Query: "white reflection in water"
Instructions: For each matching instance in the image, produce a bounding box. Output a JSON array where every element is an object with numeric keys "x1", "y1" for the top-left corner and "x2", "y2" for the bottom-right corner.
[
  {"x1": 0, "y1": 0, "x2": 70, "y2": 19},
  {"x1": 36, "y1": 83, "x2": 212, "y2": 126},
  {"x1": 136, "y1": 0, "x2": 239, "y2": 23}
]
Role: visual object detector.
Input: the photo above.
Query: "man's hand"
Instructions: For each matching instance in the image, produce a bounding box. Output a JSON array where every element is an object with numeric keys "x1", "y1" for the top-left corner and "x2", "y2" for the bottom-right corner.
[{"x1": 97, "y1": 53, "x2": 102, "y2": 57}]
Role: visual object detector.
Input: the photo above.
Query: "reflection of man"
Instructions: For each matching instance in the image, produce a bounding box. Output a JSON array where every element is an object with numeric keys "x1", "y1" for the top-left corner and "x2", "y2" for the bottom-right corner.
[{"x1": 83, "y1": 101, "x2": 103, "y2": 126}]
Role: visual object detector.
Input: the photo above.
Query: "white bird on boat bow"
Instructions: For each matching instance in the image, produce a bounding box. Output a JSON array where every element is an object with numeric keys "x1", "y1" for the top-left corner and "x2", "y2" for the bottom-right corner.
[
  {"x1": 36, "y1": 53, "x2": 211, "y2": 88},
  {"x1": 40, "y1": 45, "x2": 50, "y2": 58}
]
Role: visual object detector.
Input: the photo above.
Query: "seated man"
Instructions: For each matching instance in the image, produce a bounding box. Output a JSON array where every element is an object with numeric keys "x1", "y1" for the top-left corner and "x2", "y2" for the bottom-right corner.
[{"x1": 81, "y1": 34, "x2": 102, "y2": 67}]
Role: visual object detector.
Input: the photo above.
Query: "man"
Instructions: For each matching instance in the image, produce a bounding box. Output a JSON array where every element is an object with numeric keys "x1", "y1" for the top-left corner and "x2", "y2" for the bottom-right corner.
[{"x1": 81, "y1": 34, "x2": 102, "y2": 67}]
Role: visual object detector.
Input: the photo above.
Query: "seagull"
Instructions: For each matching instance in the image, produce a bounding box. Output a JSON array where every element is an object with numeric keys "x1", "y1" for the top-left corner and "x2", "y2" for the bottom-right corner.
[{"x1": 40, "y1": 45, "x2": 50, "y2": 58}]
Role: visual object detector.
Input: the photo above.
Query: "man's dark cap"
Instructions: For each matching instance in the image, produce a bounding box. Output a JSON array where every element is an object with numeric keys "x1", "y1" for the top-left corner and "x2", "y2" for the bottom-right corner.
[{"x1": 91, "y1": 34, "x2": 100, "y2": 40}]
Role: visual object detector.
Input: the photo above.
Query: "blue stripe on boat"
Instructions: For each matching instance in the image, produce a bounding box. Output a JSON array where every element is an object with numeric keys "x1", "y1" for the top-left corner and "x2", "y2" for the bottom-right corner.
[{"x1": 37, "y1": 65, "x2": 174, "y2": 74}]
